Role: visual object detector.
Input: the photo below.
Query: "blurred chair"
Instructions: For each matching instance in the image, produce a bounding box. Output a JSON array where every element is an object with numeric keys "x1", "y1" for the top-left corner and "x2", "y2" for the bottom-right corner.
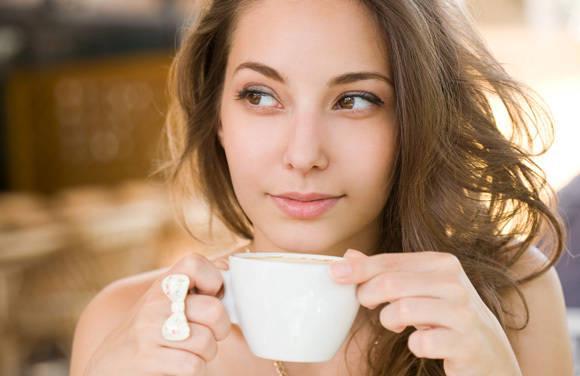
[
  {"x1": 0, "y1": 193, "x2": 67, "y2": 376},
  {"x1": 555, "y1": 173, "x2": 580, "y2": 371},
  {"x1": 556, "y1": 173, "x2": 580, "y2": 308},
  {"x1": 0, "y1": 182, "x2": 170, "y2": 374}
]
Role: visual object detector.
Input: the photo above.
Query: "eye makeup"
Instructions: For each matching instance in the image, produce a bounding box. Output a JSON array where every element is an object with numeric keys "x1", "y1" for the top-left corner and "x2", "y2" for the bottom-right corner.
[{"x1": 234, "y1": 86, "x2": 385, "y2": 113}]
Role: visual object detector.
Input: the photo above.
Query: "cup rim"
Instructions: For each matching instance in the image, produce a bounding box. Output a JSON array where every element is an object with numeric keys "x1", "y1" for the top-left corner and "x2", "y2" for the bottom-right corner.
[{"x1": 229, "y1": 251, "x2": 342, "y2": 265}]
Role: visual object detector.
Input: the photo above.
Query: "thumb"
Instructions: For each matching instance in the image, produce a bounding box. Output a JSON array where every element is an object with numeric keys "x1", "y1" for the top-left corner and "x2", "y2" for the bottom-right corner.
[{"x1": 213, "y1": 258, "x2": 230, "y2": 271}]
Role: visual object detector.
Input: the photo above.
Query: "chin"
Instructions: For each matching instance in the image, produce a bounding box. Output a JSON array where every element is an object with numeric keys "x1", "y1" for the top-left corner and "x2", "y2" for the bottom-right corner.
[{"x1": 265, "y1": 224, "x2": 344, "y2": 254}]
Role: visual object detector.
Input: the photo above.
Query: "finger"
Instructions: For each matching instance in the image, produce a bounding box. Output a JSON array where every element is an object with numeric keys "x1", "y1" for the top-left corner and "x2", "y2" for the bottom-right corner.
[
  {"x1": 330, "y1": 251, "x2": 459, "y2": 284},
  {"x1": 378, "y1": 297, "x2": 461, "y2": 333},
  {"x1": 186, "y1": 294, "x2": 231, "y2": 341},
  {"x1": 158, "y1": 323, "x2": 218, "y2": 363},
  {"x1": 143, "y1": 346, "x2": 205, "y2": 375},
  {"x1": 407, "y1": 327, "x2": 458, "y2": 360},
  {"x1": 356, "y1": 270, "x2": 466, "y2": 308},
  {"x1": 343, "y1": 249, "x2": 368, "y2": 259},
  {"x1": 213, "y1": 258, "x2": 230, "y2": 271},
  {"x1": 155, "y1": 252, "x2": 225, "y2": 297}
]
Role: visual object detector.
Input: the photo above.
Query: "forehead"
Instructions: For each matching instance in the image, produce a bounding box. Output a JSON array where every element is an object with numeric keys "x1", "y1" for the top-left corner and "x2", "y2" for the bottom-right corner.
[{"x1": 227, "y1": 0, "x2": 390, "y2": 79}]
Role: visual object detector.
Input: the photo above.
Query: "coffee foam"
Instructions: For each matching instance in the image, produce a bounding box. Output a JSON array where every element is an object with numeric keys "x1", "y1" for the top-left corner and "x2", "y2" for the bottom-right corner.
[{"x1": 241, "y1": 254, "x2": 336, "y2": 265}]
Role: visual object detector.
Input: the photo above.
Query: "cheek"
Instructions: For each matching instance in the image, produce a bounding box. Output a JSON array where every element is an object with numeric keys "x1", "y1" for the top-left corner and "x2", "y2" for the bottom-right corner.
[
  {"x1": 219, "y1": 107, "x2": 276, "y2": 193},
  {"x1": 341, "y1": 126, "x2": 397, "y2": 195},
  {"x1": 347, "y1": 130, "x2": 397, "y2": 222}
]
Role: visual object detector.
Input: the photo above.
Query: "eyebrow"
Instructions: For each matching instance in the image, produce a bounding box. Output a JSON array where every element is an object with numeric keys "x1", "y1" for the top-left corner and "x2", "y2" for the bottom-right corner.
[{"x1": 233, "y1": 61, "x2": 393, "y2": 87}]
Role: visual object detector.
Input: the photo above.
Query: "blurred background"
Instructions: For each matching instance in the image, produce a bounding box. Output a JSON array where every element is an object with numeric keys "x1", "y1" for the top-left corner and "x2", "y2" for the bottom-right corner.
[{"x1": 0, "y1": 0, "x2": 578, "y2": 375}]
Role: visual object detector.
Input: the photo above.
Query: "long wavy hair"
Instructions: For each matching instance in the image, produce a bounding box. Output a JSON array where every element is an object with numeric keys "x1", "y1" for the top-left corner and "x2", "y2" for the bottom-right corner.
[{"x1": 158, "y1": 0, "x2": 565, "y2": 374}]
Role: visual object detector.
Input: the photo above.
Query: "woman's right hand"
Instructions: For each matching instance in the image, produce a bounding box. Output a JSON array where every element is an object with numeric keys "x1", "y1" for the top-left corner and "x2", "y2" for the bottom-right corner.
[{"x1": 84, "y1": 253, "x2": 232, "y2": 376}]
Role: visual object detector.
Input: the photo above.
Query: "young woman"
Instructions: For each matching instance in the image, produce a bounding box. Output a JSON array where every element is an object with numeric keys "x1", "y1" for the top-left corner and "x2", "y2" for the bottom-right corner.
[{"x1": 70, "y1": 0, "x2": 574, "y2": 375}]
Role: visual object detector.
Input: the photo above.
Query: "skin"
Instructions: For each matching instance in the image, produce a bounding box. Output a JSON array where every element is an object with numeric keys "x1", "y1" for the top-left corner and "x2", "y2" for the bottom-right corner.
[
  {"x1": 333, "y1": 249, "x2": 522, "y2": 375},
  {"x1": 218, "y1": 0, "x2": 397, "y2": 258}
]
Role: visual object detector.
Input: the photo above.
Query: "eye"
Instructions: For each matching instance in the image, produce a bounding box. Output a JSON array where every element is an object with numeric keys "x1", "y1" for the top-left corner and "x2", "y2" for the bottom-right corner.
[
  {"x1": 334, "y1": 92, "x2": 384, "y2": 111},
  {"x1": 235, "y1": 88, "x2": 280, "y2": 108}
]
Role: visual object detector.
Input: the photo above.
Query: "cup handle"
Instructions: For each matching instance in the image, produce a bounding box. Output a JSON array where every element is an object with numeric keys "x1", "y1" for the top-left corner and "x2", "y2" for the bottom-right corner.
[{"x1": 219, "y1": 269, "x2": 239, "y2": 325}]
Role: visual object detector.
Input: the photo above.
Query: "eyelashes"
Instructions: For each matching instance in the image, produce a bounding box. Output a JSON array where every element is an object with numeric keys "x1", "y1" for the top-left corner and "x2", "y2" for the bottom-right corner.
[
  {"x1": 234, "y1": 87, "x2": 385, "y2": 112},
  {"x1": 235, "y1": 88, "x2": 281, "y2": 108},
  {"x1": 334, "y1": 91, "x2": 385, "y2": 109}
]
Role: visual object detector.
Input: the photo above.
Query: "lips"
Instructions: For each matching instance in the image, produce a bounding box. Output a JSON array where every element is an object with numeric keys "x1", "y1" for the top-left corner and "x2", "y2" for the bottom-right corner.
[
  {"x1": 274, "y1": 192, "x2": 340, "y2": 201},
  {"x1": 269, "y1": 193, "x2": 344, "y2": 219}
]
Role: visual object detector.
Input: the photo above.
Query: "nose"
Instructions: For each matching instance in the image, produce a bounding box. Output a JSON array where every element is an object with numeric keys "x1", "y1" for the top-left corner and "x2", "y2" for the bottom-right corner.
[{"x1": 282, "y1": 111, "x2": 329, "y2": 174}]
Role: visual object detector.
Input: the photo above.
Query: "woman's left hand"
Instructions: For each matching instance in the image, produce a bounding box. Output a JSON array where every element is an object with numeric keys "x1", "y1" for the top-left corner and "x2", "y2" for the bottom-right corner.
[{"x1": 329, "y1": 249, "x2": 522, "y2": 376}]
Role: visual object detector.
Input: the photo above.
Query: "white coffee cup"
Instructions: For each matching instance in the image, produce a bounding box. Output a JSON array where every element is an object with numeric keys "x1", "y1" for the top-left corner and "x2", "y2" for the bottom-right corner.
[{"x1": 219, "y1": 252, "x2": 360, "y2": 363}]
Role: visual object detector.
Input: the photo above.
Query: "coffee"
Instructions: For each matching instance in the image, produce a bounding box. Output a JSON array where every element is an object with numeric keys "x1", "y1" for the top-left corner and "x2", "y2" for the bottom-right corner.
[{"x1": 240, "y1": 254, "x2": 336, "y2": 265}]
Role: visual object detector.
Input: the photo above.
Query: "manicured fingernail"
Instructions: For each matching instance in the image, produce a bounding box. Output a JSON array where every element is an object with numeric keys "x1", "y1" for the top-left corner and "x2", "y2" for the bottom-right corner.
[
  {"x1": 331, "y1": 262, "x2": 352, "y2": 278},
  {"x1": 345, "y1": 248, "x2": 365, "y2": 258}
]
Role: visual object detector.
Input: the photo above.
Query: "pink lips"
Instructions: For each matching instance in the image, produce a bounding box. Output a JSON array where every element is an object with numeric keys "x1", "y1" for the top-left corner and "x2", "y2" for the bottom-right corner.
[{"x1": 269, "y1": 193, "x2": 343, "y2": 219}]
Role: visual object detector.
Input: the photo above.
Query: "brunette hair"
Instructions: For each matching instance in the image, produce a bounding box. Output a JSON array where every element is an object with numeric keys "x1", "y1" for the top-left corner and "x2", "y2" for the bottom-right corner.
[{"x1": 159, "y1": 0, "x2": 565, "y2": 375}]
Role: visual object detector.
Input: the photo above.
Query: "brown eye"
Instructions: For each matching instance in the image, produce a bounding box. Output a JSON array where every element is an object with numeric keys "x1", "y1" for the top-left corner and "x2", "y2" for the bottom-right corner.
[
  {"x1": 334, "y1": 92, "x2": 384, "y2": 111},
  {"x1": 235, "y1": 88, "x2": 279, "y2": 108},
  {"x1": 248, "y1": 92, "x2": 262, "y2": 105},
  {"x1": 337, "y1": 96, "x2": 356, "y2": 109}
]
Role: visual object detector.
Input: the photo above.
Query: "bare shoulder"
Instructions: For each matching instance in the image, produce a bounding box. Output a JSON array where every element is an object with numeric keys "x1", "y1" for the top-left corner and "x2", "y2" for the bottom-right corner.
[{"x1": 501, "y1": 244, "x2": 574, "y2": 375}]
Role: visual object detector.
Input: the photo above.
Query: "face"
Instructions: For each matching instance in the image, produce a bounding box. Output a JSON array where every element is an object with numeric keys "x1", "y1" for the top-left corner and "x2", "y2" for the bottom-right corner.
[{"x1": 218, "y1": 0, "x2": 398, "y2": 255}]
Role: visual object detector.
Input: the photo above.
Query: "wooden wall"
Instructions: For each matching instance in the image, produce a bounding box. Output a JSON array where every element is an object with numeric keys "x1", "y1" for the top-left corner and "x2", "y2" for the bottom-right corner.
[{"x1": 5, "y1": 52, "x2": 172, "y2": 193}]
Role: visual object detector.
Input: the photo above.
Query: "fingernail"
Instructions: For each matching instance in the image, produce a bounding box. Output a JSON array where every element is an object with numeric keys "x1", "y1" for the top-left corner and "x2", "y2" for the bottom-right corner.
[
  {"x1": 214, "y1": 260, "x2": 229, "y2": 271},
  {"x1": 345, "y1": 249, "x2": 365, "y2": 258},
  {"x1": 331, "y1": 262, "x2": 352, "y2": 278}
]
